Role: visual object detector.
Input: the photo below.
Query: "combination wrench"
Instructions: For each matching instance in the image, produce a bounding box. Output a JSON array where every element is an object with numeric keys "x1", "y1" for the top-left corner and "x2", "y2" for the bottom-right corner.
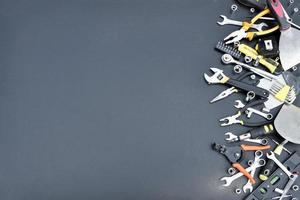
[
  {"x1": 243, "y1": 151, "x2": 266, "y2": 193},
  {"x1": 266, "y1": 151, "x2": 293, "y2": 178},
  {"x1": 217, "y1": 15, "x2": 268, "y2": 31},
  {"x1": 245, "y1": 107, "x2": 273, "y2": 120},
  {"x1": 220, "y1": 152, "x2": 265, "y2": 186}
]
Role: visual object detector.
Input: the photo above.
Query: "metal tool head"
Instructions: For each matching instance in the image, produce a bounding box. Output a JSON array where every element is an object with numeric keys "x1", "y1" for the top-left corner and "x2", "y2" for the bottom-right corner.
[
  {"x1": 234, "y1": 100, "x2": 245, "y2": 109},
  {"x1": 280, "y1": 27, "x2": 300, "y2": 71},
  {"x1": 212, "y1": 143, "x2": 242, "y2": 163},
  {"x1": 274, "y1": 104, "x2": 300, "y2": 144},
  {"x1": 217, "y1": 15, "x2": 228, "y2": 25},
  {"x1": 221, "y1": 54, "x2": 234, "y2": 65},
  {"x1": 254, "y1": 22, "x2": 268, "y2": 31},
  {"x1": 210, "y1": 87, "x2": 238, "y2": 103},
  {"x1": 225, "y1": 132, "x2": 238, "y2": 142},
  {"x1": 224, "y1": 29, "x2": 247, "y2": 44},
  {"x1": 220, "y1": 112, "x2": 243, "y2": 126},
  {"x1": 203, "y1": 67, "x2": 225, "y2": 84}
]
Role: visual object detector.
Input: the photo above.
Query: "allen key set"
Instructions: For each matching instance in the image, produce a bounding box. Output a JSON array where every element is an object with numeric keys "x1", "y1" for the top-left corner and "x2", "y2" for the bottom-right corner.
[{"x1": 205, "y1": 0, "x2": 300, "y2": 199}]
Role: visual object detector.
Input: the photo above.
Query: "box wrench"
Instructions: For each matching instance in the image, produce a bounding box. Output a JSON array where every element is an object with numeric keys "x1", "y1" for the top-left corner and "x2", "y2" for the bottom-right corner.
[
  {"x1": 219, "y1": 151, "x2": 266, "y2": 187},
  {"x1": 221, "y1": 54, "x2": 296, "y2": 104},
  {"x1": 267, "y1": 151, "x2": 299, "y2": 200},
  {"x1": 213, "y1": 143, "x2": 270, "y2": 186},
  {"x1": 243, "y1": 150, "x2": 266, "y2": 193}
]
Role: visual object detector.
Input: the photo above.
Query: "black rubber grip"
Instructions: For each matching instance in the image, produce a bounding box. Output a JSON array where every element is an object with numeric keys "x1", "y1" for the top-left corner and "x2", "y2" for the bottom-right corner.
[
  {"x1": 226, "y1": 79, "x2": 269, "y2": 98},
  {"x1": 237, "y1": 0, "x2": 267, "y2": 10},
  {"x1": 250, "y1": 124, "x2": 275, "y2": 138},
  {"x1": 267, "y1": 0, "x2": 291, "y2": 30}
]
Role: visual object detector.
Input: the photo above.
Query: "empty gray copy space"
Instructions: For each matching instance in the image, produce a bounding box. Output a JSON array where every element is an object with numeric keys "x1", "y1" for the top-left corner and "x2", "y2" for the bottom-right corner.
[{"x1": 0, "y1": 0, "x2": 299, "y2": 199}]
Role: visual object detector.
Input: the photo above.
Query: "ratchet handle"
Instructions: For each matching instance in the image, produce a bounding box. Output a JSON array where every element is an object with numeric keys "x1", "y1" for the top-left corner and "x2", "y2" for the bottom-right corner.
[
  {"x1": 237, "y1": 0, "x2": 267, "y2": 10},
  {"x1": 226, "y1": 79, "x2": 269, "y2": 98},
  {"x1": 233, "y1": 163, "x2": 256, "y2": 184},
  {"x1": 267, "y1": 0, "x2": 291, "y2": 30},
  {"x1": 250, "y1": 124, "x2": 275, "y2": 138},
  {"x1": 241, "y1": 144, "x2": 271, "y2": 151}
]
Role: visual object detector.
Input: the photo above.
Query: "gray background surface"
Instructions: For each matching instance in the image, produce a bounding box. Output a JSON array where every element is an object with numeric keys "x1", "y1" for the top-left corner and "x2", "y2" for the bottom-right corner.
[{"x1": 0, "y1": 0, "x2": 299, "y2": 200}]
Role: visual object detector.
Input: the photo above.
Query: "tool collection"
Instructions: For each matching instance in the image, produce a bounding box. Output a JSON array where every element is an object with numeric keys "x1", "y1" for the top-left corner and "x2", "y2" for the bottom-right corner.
[{"x1": 206, "y1": 0, "x2": 300, "y2": 199}]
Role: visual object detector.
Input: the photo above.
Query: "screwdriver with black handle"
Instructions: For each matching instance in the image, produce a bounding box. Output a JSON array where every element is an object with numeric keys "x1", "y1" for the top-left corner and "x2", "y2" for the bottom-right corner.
[
  {"x1": 259, "y1": 140, "x2": 289, "y2": 181},
  {"x1": 226, "y1": 124, "x2": 275, "y2": 142},
  {"x1": 237, "y1": 0, "x2": 267, "y2": 10}
]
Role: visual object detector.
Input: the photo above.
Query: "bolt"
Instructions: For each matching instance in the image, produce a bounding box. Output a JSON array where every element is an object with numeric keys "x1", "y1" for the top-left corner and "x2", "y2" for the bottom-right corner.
[
  {"x1": 289, "y1": 0, "x2": 295, "y2": 7},
  {"x1": 250, "y1": 74, "x2": 256, "y2": 80},
  {"x1": 250, "y1": 8, "x2": 255, "y2": 13},
  {"x1": 231, "y1": 4, "x2": 238, "y2": 15},
  {"x1": 235, "y1": 188, "x2": 242, "y2": 194},
  {"x1": 291, "y1": 7, "x2": 299, "y2": 17},
  {"x1": 292, "y1": 66, "x2": 298, "y2": 71}
]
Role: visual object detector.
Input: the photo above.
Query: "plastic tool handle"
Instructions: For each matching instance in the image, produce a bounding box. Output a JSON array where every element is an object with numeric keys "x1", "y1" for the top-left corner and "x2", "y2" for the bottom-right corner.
[
  {"x1": 241, "y1": 144, "x2": 271, "y2": 151},
  {"x1": 226, "y1": 79, "x2": 269, "y2": 98},
  {"x1": 237, "y1": 0, "x2": 267, "y2": 10},
  {"x1": 267, "y1": 0, "x2": 291, "y2": 30},
  {"x1": 233, "y1": 163, "x2": 256, "y2": 184},
  {"x1": 250, "y1": 124, "x2": 275, "y2": 138},
  {"x1": 259, "y1": 143, "x2": 285, "y2": 180}
]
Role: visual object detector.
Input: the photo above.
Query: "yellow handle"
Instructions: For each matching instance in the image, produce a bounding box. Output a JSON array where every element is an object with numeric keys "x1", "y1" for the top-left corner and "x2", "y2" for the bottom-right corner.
[
  {"x1": 238, "y1": 44, "x2": 277, "y2": 73},
  {"x1": 243, "y1": 9, "x2": 271, "y2": 31}
]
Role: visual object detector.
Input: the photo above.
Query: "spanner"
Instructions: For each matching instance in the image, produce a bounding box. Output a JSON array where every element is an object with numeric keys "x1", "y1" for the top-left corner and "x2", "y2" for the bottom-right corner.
[
  {"x1": 243, "y1": 151, "x2": 266, "y2": 193},
  {"x1": 234, "y1": 100, "x2": 245, "y2": 109},
  {"x1": 266, "y1": 151, "x2": 293, "y2": 178},
  {"x1": 217, "y1": 15, "x2": 268, "y2": 31},
  {"x1": 220, "y1": 154, "x2": 265, "y2": 187},
  {"x1": 245, "y1": 107, "x2": 273, "y2": 120}
]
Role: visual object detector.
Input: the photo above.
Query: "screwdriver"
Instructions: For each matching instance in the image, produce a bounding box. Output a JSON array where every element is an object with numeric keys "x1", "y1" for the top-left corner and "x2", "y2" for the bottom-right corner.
[
  {"x1": 237, "y1": 0, "x2": 267, "y2": 10},
  {"x1": 225, "y1": 124, "x2": 275, "y2": 142},
  {"x1": 259, "y1": 140, "x2": 290, "y2": 181}
]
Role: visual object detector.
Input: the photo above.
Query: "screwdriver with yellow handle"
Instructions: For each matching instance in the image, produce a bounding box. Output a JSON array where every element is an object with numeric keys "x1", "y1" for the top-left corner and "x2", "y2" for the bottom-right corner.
[{"x1": 238, "y1": 44, "x2": 279, "y2": 73}]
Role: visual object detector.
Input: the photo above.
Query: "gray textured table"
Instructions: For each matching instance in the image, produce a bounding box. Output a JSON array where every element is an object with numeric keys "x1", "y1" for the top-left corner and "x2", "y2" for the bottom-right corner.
[{"x1": 0, "y1": 0, "x2": 299, "y2": 199}]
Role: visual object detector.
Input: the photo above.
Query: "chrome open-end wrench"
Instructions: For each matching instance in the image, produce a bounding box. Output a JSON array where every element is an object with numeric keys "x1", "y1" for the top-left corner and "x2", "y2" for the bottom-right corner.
[
  {"x1": 217, "y1": 15, "x2": 268, "y2": 31},
  {"x1": 243, "y1": 151, "x2": 266, "y2": 193},
  {"x1": 234, "y1": 100, "x2": 245, "y2": 109},
  {"x1": 266, "y1": 151, "x2": 293, "y2": 178},
  {"x1": 220, "y1": 155, "x2": 265, "y2": 187},
  {"x1": 245, "y1": 107, "x2": 273, "y2": 120}
]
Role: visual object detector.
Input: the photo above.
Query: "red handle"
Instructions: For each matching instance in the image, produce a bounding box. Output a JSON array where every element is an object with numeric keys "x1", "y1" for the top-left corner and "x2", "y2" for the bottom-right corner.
[
  {"x1": 233, "y1": 163, "x2": 256, "y2": 185},
  {"x1": 267, "y1": 0, "x2": 291, "y2": 30}
]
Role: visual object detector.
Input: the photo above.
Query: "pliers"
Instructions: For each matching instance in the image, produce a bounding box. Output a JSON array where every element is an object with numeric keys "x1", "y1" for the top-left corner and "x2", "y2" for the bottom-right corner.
[
  {"x1": 224, "y1": 9, "x2": 279, "y2": 44},
  {"x1": 212, "y1": 143, "x2": 271, "y2": 185},
  {"x1": 219, "y1": 99, "x2": 270, "y2": 127}
]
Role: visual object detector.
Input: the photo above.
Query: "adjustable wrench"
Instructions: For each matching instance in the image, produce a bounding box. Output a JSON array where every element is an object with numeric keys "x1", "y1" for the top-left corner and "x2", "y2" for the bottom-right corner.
[
  {"x1": 204, "y1": 68, "x2": 269, "y2": 98},
  {"x1": 217, "y1": 15, "x2": 268, "y2": 31}
]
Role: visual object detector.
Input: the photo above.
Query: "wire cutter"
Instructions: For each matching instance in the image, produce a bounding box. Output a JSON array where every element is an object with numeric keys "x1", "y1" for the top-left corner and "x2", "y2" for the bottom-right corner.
[
  {"x1": 213, "y1": 143, "x2": 270, "y2": 185},
  {"x1": 224, "y1": 9, "x2": 279, "y2": 44}
]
